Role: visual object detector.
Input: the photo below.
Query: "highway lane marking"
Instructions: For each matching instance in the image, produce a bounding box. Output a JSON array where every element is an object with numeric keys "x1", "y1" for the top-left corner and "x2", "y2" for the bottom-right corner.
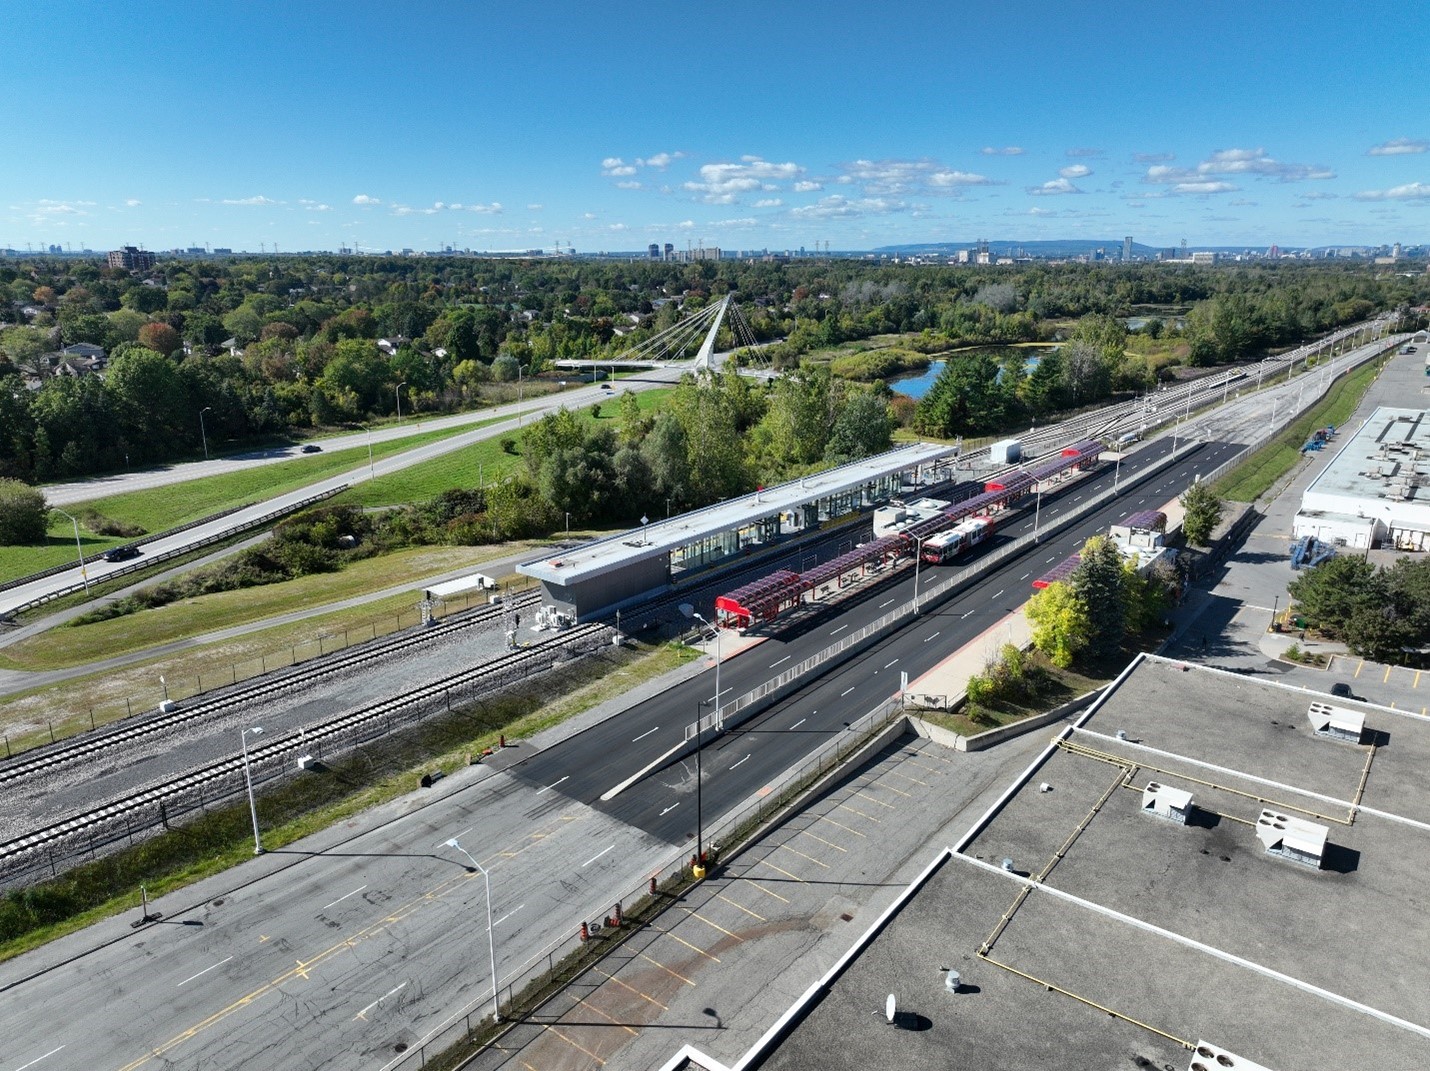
[
  {"x1": 537, "y1": 775, "x2": 569, "y2": 795},
  {"x1": 354, "y1": 981, "x2": 408, "y2": 1022},
  {"x1": 176, "y1": 956, "x2": 233, "y2": 987},
  {"x1": 798, "y1": 829, "x2": 847, "y2": 853},
  {"x1": 682, "y1": 908, "x2": 745, "y2": 942},
  {"x1": 1045, "y1": 555, "x2": 1056, "y2": 562},
  {"x1": 660, "y1": 802, "x2": 680, "y2": 816},
  {"x1": 321, "y1": 886, "x2": 367, "y2": 911},
  {"x1": 961, "y1": 610, "x2": 975, "y2": 618},
  {"x1": 638, "y1": 952, "x2": 696, "y2": 986},
  {"x1": 13, "y1": 1046, "x2": 65, "y2": 1071},
  {"x1": 1019, "y1": 573, "x2": 1029, "y2": 580},
  {"x1": 576, "y1": 995, "x2": 639, "y2": 1035},
  {"x1": 651, "y1": 925, "x2": 722, "y2": 962},
  {"x1": 777, "y1": 843, "x2": 831, "y2": 868},
  {"x1": 790, "y1": 718, "x2": 806, "y2": 729},
  {"x1": 746, "y1": 879, "x2": 791, "y2": 902},
  {"x1": 492, "y1": 904, "x2": 525, "y2": 928},
  {"x1": 591, "y1": 966, "x2": 668, "y2": 1010},
  {"x1": 769, "y1": 655, "x2": 790, "y2": 668},
  {"x1": 717, "y1": 893, "x2": 767, "y2": 921},
  {"x1": 830, "y1": 624, "x2": 848, "y2": 634},
  {"x1": 923, "y1": 631, "x2": 940, "y2": 642},
  {"x1": 730, "y1": 754, "x2": 751, "y2": 770},
  {"x1": 581, "y1": 845, "x2": 615, "y2": 868},
  {"x1": 631, "y1": 726, "x2": 659, "y2": 742},
  {"x1": 549, "y1": 1026, "x2": 608, "y2": 1065},
  {"x1": 883, "y1": 659, "x2": 899, "y2": 669},
  {"x1": 991, "y1": 589, "x2": 1003, "y2": 599},
  {"x1": 840, "y1": 687, "x2": 855, "y2": 697},
  {"x1": 878, "y1": 598, "x2": 894, "y2": 608}
]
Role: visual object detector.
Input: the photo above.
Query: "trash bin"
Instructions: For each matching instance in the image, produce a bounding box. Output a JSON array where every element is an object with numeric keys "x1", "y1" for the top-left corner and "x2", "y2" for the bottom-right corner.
[{"x1": 692, "y1": 863, "x2": 706, "y2": 879}]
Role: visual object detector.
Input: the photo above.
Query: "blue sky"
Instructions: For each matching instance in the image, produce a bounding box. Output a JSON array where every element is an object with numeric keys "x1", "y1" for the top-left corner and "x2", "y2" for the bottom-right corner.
[{"x1": 5, "y1": 1, "x2": 1429, "y2": 253}]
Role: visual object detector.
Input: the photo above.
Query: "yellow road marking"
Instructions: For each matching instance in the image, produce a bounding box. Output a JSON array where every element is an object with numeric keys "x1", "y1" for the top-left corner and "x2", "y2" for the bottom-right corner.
[
  {"x1": 886, "y1": 769, "x2": 928, "y2": 787},
  {"x1": 650, "y1": 926, "x2": 721, "y2": 962},
  {"x1": 1415, "y1": 671, "x2": 1421, "y2": 689},
  {"x1": 746, "y1": 878, "x2": 791, "y2": 902},
  {"x1": 837, "y1": 802, "x2": 881, "y2": 823},
  {"x1": 549, "y1": 1026, "x2": 607, "y2": 1064},
  {"x1": 1384, "y1": 664, "x2": 1393, "y2": 683},
  {"x1": 1355, "y1": 659, "x2": 1364, "y2": 679},
  {"x1": 755, "y1": 859, "x2": 805, "y2": 883},
  {"x1": 716, "y1": 893, "x2": 767, "y2": 921},
  {"x1": 777, "y1": 843, "x2": 831, "y2": 869},
  {"x1": 797, "y1": 829, "x2": 847, "y2": 853},
  {"x1": 683, "y1": 909, "x2": 744, "y2": 942},
  {"x1": 814, "y1": 814, "x2": 867, "y2": 837},
  {"x1": 638, "y1": 952, "x2": 695, "y2": 987},
  {"x1": 576, "y1": 996, "x2": 639, "y2": 1035},
  {"x1": 591, "y1": 967, "x2": 668, "y2": 1010},
  {"x1": 855, "y1": 790, "x2": 898, "y2": 808}
]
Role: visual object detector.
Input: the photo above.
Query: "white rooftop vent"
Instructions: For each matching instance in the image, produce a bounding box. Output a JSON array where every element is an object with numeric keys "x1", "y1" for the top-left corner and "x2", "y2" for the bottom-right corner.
[
  {"x1": 1141, "y1": 781, "x2": 1194, "y2": 824},
  {"x1": 1189, "y1": 1040, "x2": 1276, "y2": 1071},
  {"x1": 1254, "y1": 810, "x2": 1328, "y2": 869},
  {"x1": 1307, "y1": 701, "x2": 1366, "y2": 744}
]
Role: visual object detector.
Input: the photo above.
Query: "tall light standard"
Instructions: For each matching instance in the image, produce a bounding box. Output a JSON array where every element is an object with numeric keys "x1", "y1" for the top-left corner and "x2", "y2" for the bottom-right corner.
[
  {"x1": 912, "y1": 533, "x2": 925, "y2": 614},
  {"x1": 359, "y1": 422, "x2": 375, "y2": 478},
  {"x1": 444, "y1": 838, "x2": 500, "y2": 1023},
  {"x1": 395, "y1": 381, "x2": 407, "y2": 423},
  {"x1": 240, "y1": 726, "x2": 264, "y2": 855},
  {"x1": 1015, "y1": 469, "x2": 1043, "y2": 542},
  {"x1": 516, "y1": 364, "x2": 530, "y2": 427},
  {"x1": 684, "y1": 606, "x2": 722, "y2": 720},
  {"x1": 199, "y1": 406, "x2": 213, "y2": 461},
  {"x1": 51, "y1": 507, "x2": 89, "y2": 596}
]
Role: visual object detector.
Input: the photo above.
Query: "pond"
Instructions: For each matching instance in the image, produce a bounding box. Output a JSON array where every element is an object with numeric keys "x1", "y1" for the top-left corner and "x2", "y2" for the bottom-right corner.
[{"x1": 889, "y1": 345, "x2": 1048, "y2": 400}]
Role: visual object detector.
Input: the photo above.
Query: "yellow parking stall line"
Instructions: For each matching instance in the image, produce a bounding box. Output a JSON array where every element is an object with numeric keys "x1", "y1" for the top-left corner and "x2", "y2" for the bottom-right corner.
[
  {"x1": 591, "y1": 967, "x2": 668, "y2": 1011},
  {"x1": 717, "y1": 893, "x2": 767, "y2": 921},
  {"x1": 651, "y1": 926, "x2": 722, "y2": 962},
  {"x1": 522, "y1": 1061, "x2": 539, "y2": 1071},
  {"x1": 755, "y1": 858, "x2": 807, "y2": 883},
  {"x1": 901, "y1": 757, "x2": 943, "y2": 774},
  {"x1": 746, "y1": 877, "x2": 793, "y2": 901},
  {"x1": 837, "y1": 802, "x2": 881, "y2": 823},
  {"x1": 798, "y1": 828, "x2": 848, "y2": 853},
  {"x1": 777, "y1": 842, "x2": 831, "y2": 869},
  {"x1": 885, "y1": 769, "x2": 929, "y2": 787},
  {"x1": 638, "y1": 952, "x2": 696, "y2": 987},
  {"x1": 814, "y1": 814, "x2": 867, "y2": 838},
  {"x1": 575, "y1": 996, "x2": 639, "y2": 1036},
  {"x1": 682, "y1": 908, "x2": 745, "y2": 942},
  {"x1": 549, "y1": 1026, "x2": 607, "y2": 1065},
  {"x1": 1354, "y1": 659, "x2": 1365, "y2": 679},
  {"x1": 855, "y1": 790, "x2": 900, "y2": 807},
  {"x1": 1415, "y1": 671, "x2": 1421, "y2": 689}
]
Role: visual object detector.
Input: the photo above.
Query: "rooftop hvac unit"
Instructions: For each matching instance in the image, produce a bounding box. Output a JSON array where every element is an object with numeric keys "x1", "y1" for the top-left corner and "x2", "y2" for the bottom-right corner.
[
  {"x1": 1254, "y1": 810, "x2": 1328, "y2": 869},
  {"x1": 1307, "y1": 701, "x2": 1366, "y2": 743},
  {"x1": 1141, "y1": 781, "x2": 1194, "y2": 824},
  {"x1": 1188, "y1": 1041, "x2": 1276, "y2": 1071}
]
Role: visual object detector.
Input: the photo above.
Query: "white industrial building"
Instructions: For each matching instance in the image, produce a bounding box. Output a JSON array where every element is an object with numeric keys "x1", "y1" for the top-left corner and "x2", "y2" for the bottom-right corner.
[{"x1": 1294, "y1": 406, "x2": 1430, "y2": 551}]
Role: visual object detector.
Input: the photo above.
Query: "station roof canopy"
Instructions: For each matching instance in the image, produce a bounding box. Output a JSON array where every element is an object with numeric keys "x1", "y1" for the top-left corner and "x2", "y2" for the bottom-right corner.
[{"x1": 517, "y1": 442, "x2": 954, "y2": 586}]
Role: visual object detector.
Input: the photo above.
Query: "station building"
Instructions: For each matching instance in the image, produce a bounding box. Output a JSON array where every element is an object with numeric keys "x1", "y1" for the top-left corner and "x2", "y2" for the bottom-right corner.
[
  {"x1": 516, "y1": 443, "x2": 956, "y2": 620},
  {"x1": 1293, "y1": 405, "x2": 1430, "y2": 550}
]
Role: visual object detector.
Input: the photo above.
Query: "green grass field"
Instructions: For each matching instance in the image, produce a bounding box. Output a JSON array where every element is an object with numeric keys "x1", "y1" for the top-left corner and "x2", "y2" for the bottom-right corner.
[{"x1": 1212, "y1": 355, "x2": 1386, "y2": 503}]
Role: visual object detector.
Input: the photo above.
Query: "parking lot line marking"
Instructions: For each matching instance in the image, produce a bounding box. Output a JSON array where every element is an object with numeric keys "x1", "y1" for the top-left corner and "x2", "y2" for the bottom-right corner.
[
  {"x1": 886, "y1": 769, "x2": 929, "y2": 787},
  {"x1": 755, "y1": 858, "x2": 806, "y2": 883},
  {"x1": 638, "y1": 952, "x2": 695, "y2": 986},
  {"x1": 1384, "y1": 664, "x2": 1393, "y2": 683},
  {"x1": 837, "y1": 802, "x2": 881, "y2": 823},
  {"x1": 1354, "y1": 659, "x2": 1365, "y2": 679},
  {"x1": 716, "y1": 893, "x2": 767, "y2": 921},
  {"x1": 814, "y1": 814, "x2": 866, "y2": 838},
  {"x1": 651, "y1": 926, "x2": 721, "y2": 962},
  {"x1": 777, "y1": 843, "x2": 831, "y2": 869},
  {"x1": 549, "y1": 1026, "x2": 607, "y2": 1064},
  {"x1": 798, "y1": 829, "x2": 847, "y2": 853},
  {"x1": 576, "y1": 995, "x2": 639, "y2": 1035},
  {"x1": 592, "y1": 967, "x2": 668, "y2": 1010},
  {"x1": 902, "y1": 757, "x2": 942, "y2": 774},
  {"x1": 855, "y1": 790, "x2": 899, "y2": 808},
  {"x1": 683, "y1": 909, "x2": 745, "y2": 942},
  {"x1": 745, "y1": 879, "x2": 791, "y2": 903},
  {"x1": 1415, "y1": 671, "x2": 1421, "y2": 689}
]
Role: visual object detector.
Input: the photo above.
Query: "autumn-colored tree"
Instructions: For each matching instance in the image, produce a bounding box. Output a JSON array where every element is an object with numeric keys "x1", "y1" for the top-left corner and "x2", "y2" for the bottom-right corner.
[
  {"x1": 137, "y1": 322, "x2": 181, "y2": 356},
  {"x1": 1025, "y1": 581, "x2": 1090, "y2": 668}
]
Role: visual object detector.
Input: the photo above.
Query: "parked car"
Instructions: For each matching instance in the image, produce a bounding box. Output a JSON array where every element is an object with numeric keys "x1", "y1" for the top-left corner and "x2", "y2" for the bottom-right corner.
[
  {"x1": 1329, "y1": 682, "x2": 1360, "y2": 701},
  {"x1": 300, "y1": 444, "x2": 322, "y2": 453},
  {"x1": 103, "y1": 545, "x2": 141, "y2": 563}
]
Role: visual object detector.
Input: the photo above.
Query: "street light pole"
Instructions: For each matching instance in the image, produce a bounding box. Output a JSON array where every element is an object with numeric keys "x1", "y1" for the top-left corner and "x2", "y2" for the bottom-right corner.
[
  {"x1": 52, "y1": 507, "x2": 89, "y2": 596},
  {"x1": 516, "y1": 364, "x2": 530, "y2": 427},
  {"x1": 360, "y1": 423, "x2": 375, "y2": 478},
  {"x1": 445, "y1": 838, "x2": 501, "y2": 1023},
  {"x1": 912, "y1": 534, "x2": 924, "y2": 614},
  {"x1": 692, "y1": 611, "x2": 721, "y2": 720},
  {"x1": 395, "y1": 381, "x2": 406, "y2": 423},
  {"x1": 240, "y1": 726, "x2": 264, "y2": 854},
  {"x1": 199, "y1": 406, "x2": 212, "y2": 461}
]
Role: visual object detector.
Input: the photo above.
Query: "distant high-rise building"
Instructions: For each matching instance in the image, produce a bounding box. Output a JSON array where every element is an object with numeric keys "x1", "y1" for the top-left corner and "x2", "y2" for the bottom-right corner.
[
  {"x1": 647, "y1": 243, "x2": 661, "y2": 259},
  {"x1": 1268, "y1": 244, "x2": 1281, "y2": 259},
  {"x1": 107, "y1": 245, "x2": 155, "y2": 270},
  {"x1": 1393, "y1": 242, "x2": 1403, "y2": 259},
  {"x1": 1123, "y1": 236, "x2": 1133, "y2": 261}
]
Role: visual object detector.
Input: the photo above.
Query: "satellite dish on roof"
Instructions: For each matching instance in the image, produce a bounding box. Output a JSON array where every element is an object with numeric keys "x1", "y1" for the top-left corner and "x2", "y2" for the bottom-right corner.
[{"x1": 885, "y1": 994, "x2": 896, "y2": 1024}]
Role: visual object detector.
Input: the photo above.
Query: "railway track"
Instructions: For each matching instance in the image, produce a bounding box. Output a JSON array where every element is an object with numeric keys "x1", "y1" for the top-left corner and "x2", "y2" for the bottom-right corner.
[
  {"x1": 0, "y1": 589, "x2": 541, "y2": 784},
  {"x1": 0, "y1": 621, "x2": 610, "y2": 870}
]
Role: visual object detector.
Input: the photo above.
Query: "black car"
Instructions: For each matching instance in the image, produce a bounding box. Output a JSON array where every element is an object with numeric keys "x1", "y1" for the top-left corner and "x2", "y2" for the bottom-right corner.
[
  {"x1": 103, "y1": 545, "x2": 141, "y2": 563},
  {"x1": 1329, "y1": 682, "x2": 1358, "y2": 700},
  {"x1": 300, "y1": 444, "x2": 322, "y2": 453}
]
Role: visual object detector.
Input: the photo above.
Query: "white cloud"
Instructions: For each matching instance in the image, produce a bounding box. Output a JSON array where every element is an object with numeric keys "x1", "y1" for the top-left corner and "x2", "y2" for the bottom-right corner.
[
  {"x1": 603, "y1": 162, "x2": 637, "y2": 177},
  {"x1": 1059, "y1": 164, "x2": 1091, "y2": 179},
  {"x1": 1145, "y1": 148, "x2": 1333, "y2": 185},
  {"x1": 709, "y1": 217, "x2": 758, "y2": 228},
  {"x1": 468, "y1": 202, "x2": 502, "y2": 214},
  {"x1": 298, "y1": 199, "x2": 332, "y2": 211},
  {"x1": 1133, "y1": 152, "x2": 1175, "y2": 163},
  {"x1": 527, "y1": 203, "x2": 543, "y2": 211},
  {"x1": 981, "y1": 146, "x2": 1024, "y2": 156},
  {"x1": 1355, "y1": 182, "x2": 1430, "y2": 201},
  {"x1": 353, "y1": 194, "x2": 381, "y2": 205},
  {"x1": 929, "y1": 169, "x2": 993, "y2": 187},
  {"x1": 608, "y1": 222, "x2": 629, "y2": 231},
  {"x1": 684, "y1": 156, "x2": 804, "y2": 203},
  {"x1": 678, "y1": 219, "x2": 695, "y2": 229},
  {"x1": 1028, "y1": 178, "x2": 1083, "y2": 196},
  {"x1": 1171, "y1": 180, "x2": 1238, "y2": 194},
  {"x1": 790, "y1": 194, "x2": 905, "y2": 219},
  {"x1": 221, "y1": 195, "x2": 281, "y2": 205},
  {"x1": 616, "y1": 180, "x2": 642, "y2": 190},
  {"x1": 1028, "y1": 207, "x2": 1055, "y2": 216},
  {"x1": 1066, "y1": 147, "x2": 1103, "y2": 158},
  {"x1": 1368, "y1": 137, "x2": 1429, "y2": 156},
  {"x1": 124, "y1": 198, "x2": 141, "y2": 207},
  {"x1": 793, "y1": 180, "x2": 823, "y2": 193},
  {"x1": 754, "y1": 198, "x2": 783, "y2": 207},
  {"x1": 601, "y1": 157, "x2": 625, "y2": 169},
  {"x1": 636, "y1": 151, "x2": 685, "y2": 169}
]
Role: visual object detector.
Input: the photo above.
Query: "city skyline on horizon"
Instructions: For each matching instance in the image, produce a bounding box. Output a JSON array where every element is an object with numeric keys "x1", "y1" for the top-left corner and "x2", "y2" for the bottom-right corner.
[{"x1": 6, "y1": 2, "x2": 1429, "y2": 255}]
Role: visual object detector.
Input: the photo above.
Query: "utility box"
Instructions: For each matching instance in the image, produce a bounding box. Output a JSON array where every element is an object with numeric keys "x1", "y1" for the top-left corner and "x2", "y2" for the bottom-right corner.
[
  {"x1": 1141, "y1": 781, "x2": 1194, "y2": 824},
  {"x1": 989, "y1": 438, "x2": 1022, "y2": 465}
]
